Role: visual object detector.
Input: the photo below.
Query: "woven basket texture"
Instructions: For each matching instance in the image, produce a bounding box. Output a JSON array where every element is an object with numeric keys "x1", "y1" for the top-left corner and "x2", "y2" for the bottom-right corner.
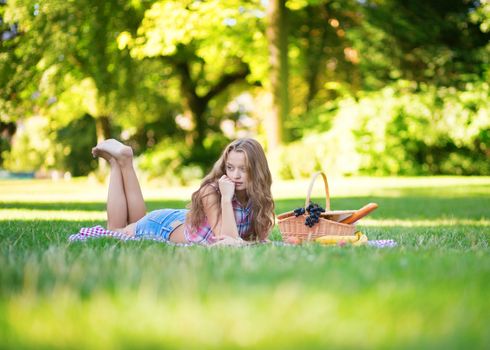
[{"x1": 278, "y1": 172, "x2": 356, "y2": 242}]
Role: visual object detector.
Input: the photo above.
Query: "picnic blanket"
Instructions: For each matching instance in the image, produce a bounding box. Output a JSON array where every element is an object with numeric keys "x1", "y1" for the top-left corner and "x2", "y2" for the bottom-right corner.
[
  {"x1": 69, "y1": 225, "x2": 396, "y2": 248},
  {"x1": 68, "y1": 225, "x2": 191, "y2": 246}
]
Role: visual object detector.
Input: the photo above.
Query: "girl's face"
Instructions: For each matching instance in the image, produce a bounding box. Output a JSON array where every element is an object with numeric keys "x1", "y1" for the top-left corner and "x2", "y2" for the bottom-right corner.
[{"x1": 225, "y1": 150, "x2": 248, "y2": 192}]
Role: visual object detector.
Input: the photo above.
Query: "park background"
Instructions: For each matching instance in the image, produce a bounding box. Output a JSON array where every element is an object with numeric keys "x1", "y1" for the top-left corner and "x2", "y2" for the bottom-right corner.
[
  {"x1": 1, "y1": 0, "x2": 490, "y2": 349},
  {"x1": 1, "y1": 0, "x2": 489, "y2": 180}
]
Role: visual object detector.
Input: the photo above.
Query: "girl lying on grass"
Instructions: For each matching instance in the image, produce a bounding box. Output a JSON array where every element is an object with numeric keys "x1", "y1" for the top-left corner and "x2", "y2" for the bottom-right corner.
[{"x1": 91, "y1": 138, "x2": 275, "y2": 246}]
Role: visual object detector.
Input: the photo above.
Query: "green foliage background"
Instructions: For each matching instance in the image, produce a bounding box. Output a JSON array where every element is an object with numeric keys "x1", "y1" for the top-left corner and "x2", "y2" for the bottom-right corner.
[
  {"x1": 277, "y1": 81, "x2": 490, "y2": 178},
  {"x1": 0, "y1": 0, "x2": 489, "y2": 179}
]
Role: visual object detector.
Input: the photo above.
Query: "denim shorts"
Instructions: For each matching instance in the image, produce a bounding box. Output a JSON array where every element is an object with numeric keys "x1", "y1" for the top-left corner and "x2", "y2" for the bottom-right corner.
[{"x1": 135, "y1": 209, "x2": 189, "y2": 240}]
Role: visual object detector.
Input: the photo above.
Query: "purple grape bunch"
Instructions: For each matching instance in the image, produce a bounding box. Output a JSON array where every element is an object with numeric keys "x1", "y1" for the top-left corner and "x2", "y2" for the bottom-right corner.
[{"x1": 293, "y1": 202, "x2": 326, "y2": 227}]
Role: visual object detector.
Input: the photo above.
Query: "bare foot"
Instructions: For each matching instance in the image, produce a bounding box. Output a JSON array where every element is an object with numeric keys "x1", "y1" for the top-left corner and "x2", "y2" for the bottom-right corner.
[
  {"x1": 92, "y1": 139, "x2": 133, "y2": 165},
  {"x1": 91, "y1": 146, "x2": 113, "y2": 162}
]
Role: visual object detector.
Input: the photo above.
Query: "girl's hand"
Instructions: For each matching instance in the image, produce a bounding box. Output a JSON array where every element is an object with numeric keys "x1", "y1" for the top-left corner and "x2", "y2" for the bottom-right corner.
[{"x1": 218, "y1": 175, "x2": 235, "y2": 200}]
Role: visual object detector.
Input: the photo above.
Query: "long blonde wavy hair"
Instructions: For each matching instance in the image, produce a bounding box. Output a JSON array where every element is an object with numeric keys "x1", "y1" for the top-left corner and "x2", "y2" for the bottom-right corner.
[{"x1": 187, "y1": 138, "x2": 275, "y2": 241}]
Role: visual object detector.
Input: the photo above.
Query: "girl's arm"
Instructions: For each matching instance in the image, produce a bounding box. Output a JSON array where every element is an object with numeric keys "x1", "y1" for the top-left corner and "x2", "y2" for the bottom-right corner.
[
  {"x1": 201, "y1": 180, "x2": 240, "y2": 239},
  {"x1": 219, "y1": 195, "x2": 240, "y2": 239}
]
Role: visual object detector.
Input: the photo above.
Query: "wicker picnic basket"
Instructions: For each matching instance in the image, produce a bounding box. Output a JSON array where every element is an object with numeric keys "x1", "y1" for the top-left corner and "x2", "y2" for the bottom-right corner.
[{"x1": 277, "y1": 172, "x2": 357, "y2": 242}]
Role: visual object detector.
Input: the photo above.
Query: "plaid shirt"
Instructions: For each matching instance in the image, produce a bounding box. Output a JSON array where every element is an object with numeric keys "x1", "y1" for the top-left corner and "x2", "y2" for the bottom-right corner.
[{"x1": 184, "y1": 195, "x2": 253, "y2": 244}]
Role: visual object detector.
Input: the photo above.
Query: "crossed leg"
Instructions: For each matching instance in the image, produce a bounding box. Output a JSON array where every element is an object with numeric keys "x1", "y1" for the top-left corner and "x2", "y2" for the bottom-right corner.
[{"x1": 92, "y1": 139, "x2": 147, "y2": 234}]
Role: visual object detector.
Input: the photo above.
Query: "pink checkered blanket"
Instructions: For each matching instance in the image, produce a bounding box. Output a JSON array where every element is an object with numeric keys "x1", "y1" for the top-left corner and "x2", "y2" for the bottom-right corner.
[
  {"x1": 68, "y1": 225, "x2": 190, "y2": 245},
  {"x1": 69, "y1": 225, "x2": 397, "y2": 248}
]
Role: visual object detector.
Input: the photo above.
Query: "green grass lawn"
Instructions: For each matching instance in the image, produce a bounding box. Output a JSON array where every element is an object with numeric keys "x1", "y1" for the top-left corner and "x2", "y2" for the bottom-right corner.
[{"x1": 0, "y1": 177, "x2": 489, "y2": 349}]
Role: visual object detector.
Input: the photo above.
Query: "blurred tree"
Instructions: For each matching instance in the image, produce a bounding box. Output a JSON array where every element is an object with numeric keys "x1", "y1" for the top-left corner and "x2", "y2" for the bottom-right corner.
[
  {"x1": 1, "y1": 0, "x2": 489, "y2": 177},
  {"x1": 282, "y1": 0, "x2": 490, "y2": 139},
  {"x1": 126, "y1": 0, "x2": 261, "y2": 157},
  {"x1": 266, "y1": 0, "x2": 288, "y2": 147},
  {"x1": 284, "y1": 0, "x2": 362, "y2": 140},
  {"x1": 56, "y1": 113, "x2": 97, "y2": 176},
  {"x1": 470, "y1": 0, "x2": 490, "y2": 33},
  {"x1": 288, "y1": 0, "x2": 360, "y2": 109},
  {"x1": 0, "y1": 0, "x2": 28, "y2": 167},
  {"x1": 0, "y1": 0, "x2": 33, "y2": 125},
  {"x1": 0, "y1": 121, "x2": 16, "y2": 167},
  {"x1": 356, "y1": 0, "x2": 490, "y2": 87},
  {"x1": 1, "y1": 0, "x2": 150, "y2": 165}
]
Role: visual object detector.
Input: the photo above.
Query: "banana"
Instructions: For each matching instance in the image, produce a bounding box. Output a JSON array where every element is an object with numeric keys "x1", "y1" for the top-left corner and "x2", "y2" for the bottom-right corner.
[
  {"x1": 314, "y1": 235, "x2": 335, "y2": 244},
  {"x1": 315, "y1": 231, "x2": 368, "y2": 246},
  {"x1": 352, "y1": 232, "x2": 368, "y2": 246}
]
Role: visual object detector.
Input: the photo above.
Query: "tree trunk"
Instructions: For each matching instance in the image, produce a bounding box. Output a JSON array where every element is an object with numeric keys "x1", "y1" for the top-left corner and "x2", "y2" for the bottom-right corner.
[
  {"x1": 174, "y1": 61, "x2": 206, "y2": 150},
  {"x1": 193, "y1": 105, "x2": 207, "y2": 150},
  {"x1": 305, "y1": 5, "x2": 330, "y2": 112},
  {"x1": 266, "y1": 0, "x2": 289, "y2": 148},
  {"x1": 173, "y1": 59, "x2": 250, "y2": 151},
  {"x1": 0, "y1": 121, "x2": 17, "y2": 167}
]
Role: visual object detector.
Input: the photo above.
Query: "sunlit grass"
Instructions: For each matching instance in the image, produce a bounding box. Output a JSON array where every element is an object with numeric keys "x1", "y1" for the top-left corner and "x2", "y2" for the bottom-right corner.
[
  {"x1": 361, "y1": 218, "x2": 490, "y2": 227},
  {"x1": 5, "y1": 282, "x2": 488, "y2": 349},
  {"x1": 1, "y1": 176, "x2": 489, "y2": 349},
  {"x1": 2, "y1": 209, "x2": 489, "y2": 228},
  {"x1": 1, "y1": 176, "x2": 489, "y2": 202},
  {"x1": 0, "y1": 209, "x2": 107, "y2": 221},
  {"x1": 1, "y1": 243, "x2": 489, "y2": 349}
]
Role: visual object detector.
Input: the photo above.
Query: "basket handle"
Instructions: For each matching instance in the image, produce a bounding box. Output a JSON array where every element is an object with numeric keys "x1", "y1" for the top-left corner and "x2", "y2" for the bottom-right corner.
[{"x1": 304, "y1": 171, "x2": 331, "y2": 211}]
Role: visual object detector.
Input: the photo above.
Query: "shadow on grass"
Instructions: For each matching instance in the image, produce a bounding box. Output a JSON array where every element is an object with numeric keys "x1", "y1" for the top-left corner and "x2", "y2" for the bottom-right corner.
[
  {"x1": 0, "y1": 200, "x2": 188, "y2": 212},
  {"x1": 275, "y1": 196, "x2": 490, "y2": 220},
  {"x1": 1, "y1": 194, "x2": 489, "y2": 220},
  {"x1": 1, "y1": 217, "x2": 487, "y2": 249}
]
